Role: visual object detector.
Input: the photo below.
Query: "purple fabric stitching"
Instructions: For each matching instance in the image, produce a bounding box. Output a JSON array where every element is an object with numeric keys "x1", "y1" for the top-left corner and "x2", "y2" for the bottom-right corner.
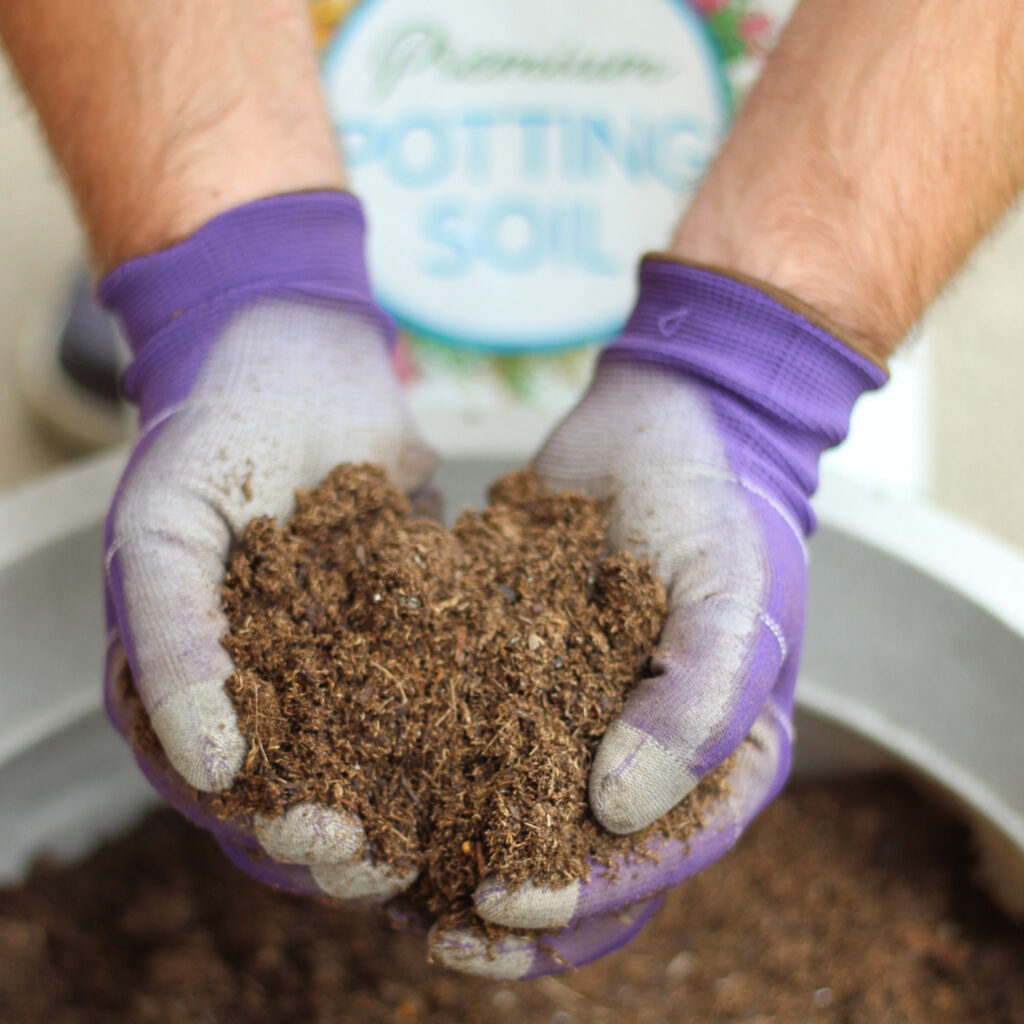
[
  {"x1": 98, "y1": 191, "x2": 396, "y2": 424},
  {"x1": 603, "y1": 258, "x2": 887, "y2": 532},
  {"x1": 101, "y1": 191, "x2": 397, "y2": 906}
]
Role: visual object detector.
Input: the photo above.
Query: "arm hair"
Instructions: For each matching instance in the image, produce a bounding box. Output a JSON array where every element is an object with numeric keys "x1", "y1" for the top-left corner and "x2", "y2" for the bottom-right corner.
[
  {"x1": 672, "y1": 0, "x2": 1024, "y2": 359},
  {"x1": 0, "y1": 0, "x2": 345, "y2": 271}
]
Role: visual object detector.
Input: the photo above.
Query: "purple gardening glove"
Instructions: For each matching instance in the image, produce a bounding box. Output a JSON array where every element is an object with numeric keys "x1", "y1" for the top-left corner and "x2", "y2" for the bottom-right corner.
[
  {"x1": 102, "y1": 191, "x2": 437, "y2": 902},
  {"x1": 430, "y1": 257, "x2": 886, "y2": 978}
]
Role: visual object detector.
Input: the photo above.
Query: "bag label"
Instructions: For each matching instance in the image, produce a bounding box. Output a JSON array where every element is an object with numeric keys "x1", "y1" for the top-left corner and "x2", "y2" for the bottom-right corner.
[{"x1": 323, "y1": 0, "x2": 730, "y2": 351}]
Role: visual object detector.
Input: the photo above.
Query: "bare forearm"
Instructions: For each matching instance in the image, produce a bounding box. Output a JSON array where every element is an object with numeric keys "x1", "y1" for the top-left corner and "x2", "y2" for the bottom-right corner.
[
  {"x1": 672, "y1": 0, "x2": 1024, "y2": 361},
  {"x1": 0, "y1": 0, "x2": 344, "y2": 272}
]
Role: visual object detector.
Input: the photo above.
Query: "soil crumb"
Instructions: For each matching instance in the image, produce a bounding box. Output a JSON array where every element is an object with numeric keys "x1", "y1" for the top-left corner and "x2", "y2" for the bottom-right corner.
[
  {"x1": 210, "y1": 464, "x2": 725, "y2": 918},
  {"x1": 2, "y1": 778, "x2": 1021, "y2": 1023}
]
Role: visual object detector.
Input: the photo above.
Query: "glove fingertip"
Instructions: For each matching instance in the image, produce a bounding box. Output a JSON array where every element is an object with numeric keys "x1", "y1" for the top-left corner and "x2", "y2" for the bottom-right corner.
[
  {"x1": 149, "y1": 682, "x2": 246, "y2": 792},
  {"x1": 589, "y1": 716, "x2": 700, "y2": 835},
  {"x1": 590, "y1": 720, "x2": 698, "y2": 834},
  {"x1": 427, "y1": 925, "x2": 535, "y2": 980},
  {"x1": 310, "y1": 858, "x2": 418, "y2": 902},
  {"x1": 254, "y1": 803, "x2": 365, "y2": 865},
  {"x1": 473, "y1": 876, "x2": 580, "y2": 930}
]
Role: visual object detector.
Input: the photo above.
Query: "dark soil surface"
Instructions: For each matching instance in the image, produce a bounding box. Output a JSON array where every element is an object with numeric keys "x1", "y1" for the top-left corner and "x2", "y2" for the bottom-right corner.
[{"x1": 1, "y1": 777, "x2": 1022, "y2": 1023}]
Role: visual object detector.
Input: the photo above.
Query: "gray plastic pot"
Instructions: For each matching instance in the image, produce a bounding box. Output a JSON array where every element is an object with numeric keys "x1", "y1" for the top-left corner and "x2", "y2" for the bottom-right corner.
[{"x1": 0, "y1": 453, "x2": 1021, "y2": 909}]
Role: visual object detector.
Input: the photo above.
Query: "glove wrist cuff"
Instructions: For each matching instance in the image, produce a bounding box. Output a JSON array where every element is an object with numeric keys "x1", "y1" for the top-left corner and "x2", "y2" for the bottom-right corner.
[
  {"x1": 98, "y1": 190, "x2": 394, "y2": 354},
  {"x1": 606, "y1": 256, "x2": 887, "y2": 415},
  {"x1": 655, "y1": 255, "x2": 888, "y2": 373},
  {"x1": 602, "y1": 256, "x2": 889, "y2": 533}
]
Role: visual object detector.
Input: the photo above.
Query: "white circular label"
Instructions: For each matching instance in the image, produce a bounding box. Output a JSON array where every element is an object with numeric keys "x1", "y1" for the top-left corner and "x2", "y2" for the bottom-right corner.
[{"x1": 324, "y1": 0, "x2": 729, "y2": 351}]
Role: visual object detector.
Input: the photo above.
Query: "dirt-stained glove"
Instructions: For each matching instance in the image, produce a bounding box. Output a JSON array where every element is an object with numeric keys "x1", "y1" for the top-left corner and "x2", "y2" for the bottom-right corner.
[
  {"x1": 430, "y1": 257, "x2": 886, "y2": 978},
  {"x1": 101, "y1": 191, "x2": 436, "y2": 901}
]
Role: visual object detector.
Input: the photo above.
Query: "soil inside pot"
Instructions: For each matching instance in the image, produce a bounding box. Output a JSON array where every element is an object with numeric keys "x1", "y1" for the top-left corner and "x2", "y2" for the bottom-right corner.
[{"x1": 1, "y1": 777, "x2": 1022, "y2": 1024}]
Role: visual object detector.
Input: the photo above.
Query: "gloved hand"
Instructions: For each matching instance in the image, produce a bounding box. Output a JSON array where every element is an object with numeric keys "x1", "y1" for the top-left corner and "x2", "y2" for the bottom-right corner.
[
  {"x1": 430, "y1": 257, "x2": 886, "y2": 977},
  {"x1": 102, "y1": 191, "x2": 437, "y2": 901}
]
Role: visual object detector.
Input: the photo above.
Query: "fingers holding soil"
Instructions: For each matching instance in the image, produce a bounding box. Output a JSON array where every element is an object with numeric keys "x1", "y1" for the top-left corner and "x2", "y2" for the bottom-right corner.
[
  {"x1": 126, "y1": 463, "x2": 759, "y2": 955},
  {"x1": 474, "y1": 877, "x2": 582, "y2": 930},
  {"x1": 123, "y1": 678, "x2": 419, "y2": 902},
  {"x1": 430, "y1": 894, "x2": 665, "y2": 979},
  {"x1": 589, "y1": 721, "x2": 699, "y2": 834},
  {"x1": 311, "y1": 859, "x2": 420, "y2": 902},
  {"x1": 590, "y1": 595, "x2": 789, "y2": 834},
  {"x1": 477, "y1": 712, "x2": 792, "y2": 932},
  {"x1": 474, "y1": 755, "x2": 736, "y2": 931},
  {"x1": 105, "y1": 505, "x2": 244, "y2": 793},
  {"x1": 253, "y1": 803, "x2": 364, "y2": 865},
  {"x1": 254, "y1": 804, "x2": 420, "y2": 901},
  {"x1": 148, "y1": 682, "x2": 247, "y2": 792},
  {"x1": 210, "y1": 464, "x2": 676, "y2": 931},
  {"x1": 216, "y1": 828, "x2": 420, "y2": 905},
  {"x1": 428, "y1": 926, "x2": 537, "y2": 980}
]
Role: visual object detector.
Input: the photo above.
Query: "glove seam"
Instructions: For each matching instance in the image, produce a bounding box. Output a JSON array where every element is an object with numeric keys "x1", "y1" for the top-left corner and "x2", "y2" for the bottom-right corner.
[{"x1": 735, "y1": 476, "x2": 806, "y2": 552}]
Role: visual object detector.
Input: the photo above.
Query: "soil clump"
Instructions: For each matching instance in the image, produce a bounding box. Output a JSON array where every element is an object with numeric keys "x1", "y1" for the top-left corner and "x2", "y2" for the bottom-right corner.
[{"x1": 208, "y1": 464, "x2": 725, "y2": 918}]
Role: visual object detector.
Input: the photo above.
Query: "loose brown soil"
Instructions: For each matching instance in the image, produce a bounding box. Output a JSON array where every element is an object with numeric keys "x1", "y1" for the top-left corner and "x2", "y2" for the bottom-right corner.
[
  {"x1": 2, "y1": 777, "x2": 1022, "y2": 1023},
  {"x1": 206, "y1": 464, "x2": 725, "y2": 919}
]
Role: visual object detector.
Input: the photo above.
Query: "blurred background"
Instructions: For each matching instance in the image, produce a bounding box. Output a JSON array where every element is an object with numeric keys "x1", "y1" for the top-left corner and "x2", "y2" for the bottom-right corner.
[{"x1": 3, "y1": 40, "x2": 1024, "y2": 554}]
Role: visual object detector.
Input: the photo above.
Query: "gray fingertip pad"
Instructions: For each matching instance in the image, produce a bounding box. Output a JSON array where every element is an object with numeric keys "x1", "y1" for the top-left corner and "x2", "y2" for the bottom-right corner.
[
  {"x1": 590, "y1": 720, "x2": 698, "y2": 834},
  {"x1": 254, "y1": 803, "x2": 365, "y2": 865},
  {"x1": 473, "y1": 877, "x2": 581, "y2": 929},
  {"x1": 311, "y1": 859, "x2": 419, "y2": 901},
  {"x1": 427, "y1": 925, "x2": 534, "y2": 980},
  {"x1": 149, "y1": 682, "x2": 247, "y2": 792}
]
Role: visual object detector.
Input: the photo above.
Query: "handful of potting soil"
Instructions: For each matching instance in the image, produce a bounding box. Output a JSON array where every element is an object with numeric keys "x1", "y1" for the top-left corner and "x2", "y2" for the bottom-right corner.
[{"x1": 212, "y1": 464, "x2": 720, "y2": 922}]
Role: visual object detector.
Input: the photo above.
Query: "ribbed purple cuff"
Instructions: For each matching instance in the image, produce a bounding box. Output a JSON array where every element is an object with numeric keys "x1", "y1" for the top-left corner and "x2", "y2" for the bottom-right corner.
[
  {"x1": 605, "y1": 258, "x2": 886, "y2": 442},
  {"x1": 98, "y1": 190, "x2": 394, "y2": 354},
  {"x1": 603, "y1": 257, "x2": 888, "y2": 531}
]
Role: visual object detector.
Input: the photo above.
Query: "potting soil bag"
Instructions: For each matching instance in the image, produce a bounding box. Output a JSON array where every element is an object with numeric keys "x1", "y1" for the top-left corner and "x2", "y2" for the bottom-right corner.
[{"x1": 311, "y1": 0, "x2": 789, "y2": 457}]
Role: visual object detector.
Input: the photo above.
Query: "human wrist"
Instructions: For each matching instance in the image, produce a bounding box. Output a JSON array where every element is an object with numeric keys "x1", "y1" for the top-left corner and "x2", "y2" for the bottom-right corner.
[
  {"x1": 89, "y1": 133, "x2": 346, "y2": 275},
  {"x1": 84, "y1": 5, "x2": 348, "y2": 275},
  {"x1": 669, "y1": 199, "x2": 898, "y2": 368},
  {"x1": 0, "y1": 0, "x2": 345, "y2": 274}
]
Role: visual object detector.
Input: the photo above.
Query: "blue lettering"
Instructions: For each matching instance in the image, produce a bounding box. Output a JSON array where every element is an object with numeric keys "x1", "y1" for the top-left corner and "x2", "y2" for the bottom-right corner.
[
  {"x1": 385, "y1": 113, "x2": 456, "y2": 189},
  {"x1": 478, "y1": 199, "x2": 545, "y2": 274},
  {"x1": 420, "y1": 199, "x2": 473, "y2": 276},
  {"x1": 648, "y1": 117, "x2": 709, "y2": 190},
  {"x1": 419, "y1": 197, "x2": 617, "y2": 277},
  {"x1": 558, "y1": 114, "x2": 582, "y2": 180},
  {"x1": 517, "y1": 110, "x2": 552, "y2": 181},
  {"x1": 547, "y1": 204, "x2": 573, "y2": 271},
  {"x1": 337, "y1": 110, "x2": 714, "y2": 190},
  {"x1": 579, "y1": 115, "x2": 646, "y2": 183},
  {"x1": 460, "y1": 111, "x2": 496, "y2": 183},
  {"x1": 338, "y1": 117, "x2": 384, "y2": 169},
  {"x1": 574, "y1": 205, "x2": 617, "y2": 274}
]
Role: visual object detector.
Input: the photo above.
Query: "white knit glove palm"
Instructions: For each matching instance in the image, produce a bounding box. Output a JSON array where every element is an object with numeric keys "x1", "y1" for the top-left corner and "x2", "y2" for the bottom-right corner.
[{"x1": 105, "y1": 299, "x2": 437, "y2": 900}]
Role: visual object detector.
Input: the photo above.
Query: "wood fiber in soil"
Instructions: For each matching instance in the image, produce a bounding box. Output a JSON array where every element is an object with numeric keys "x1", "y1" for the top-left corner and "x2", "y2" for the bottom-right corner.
[
  {"x1": 1, "y1": 778, "x2": 1022, "y2": 1023},
  {"x1": 208, "y1": 464, "x2": 727, "y2": 921}
]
